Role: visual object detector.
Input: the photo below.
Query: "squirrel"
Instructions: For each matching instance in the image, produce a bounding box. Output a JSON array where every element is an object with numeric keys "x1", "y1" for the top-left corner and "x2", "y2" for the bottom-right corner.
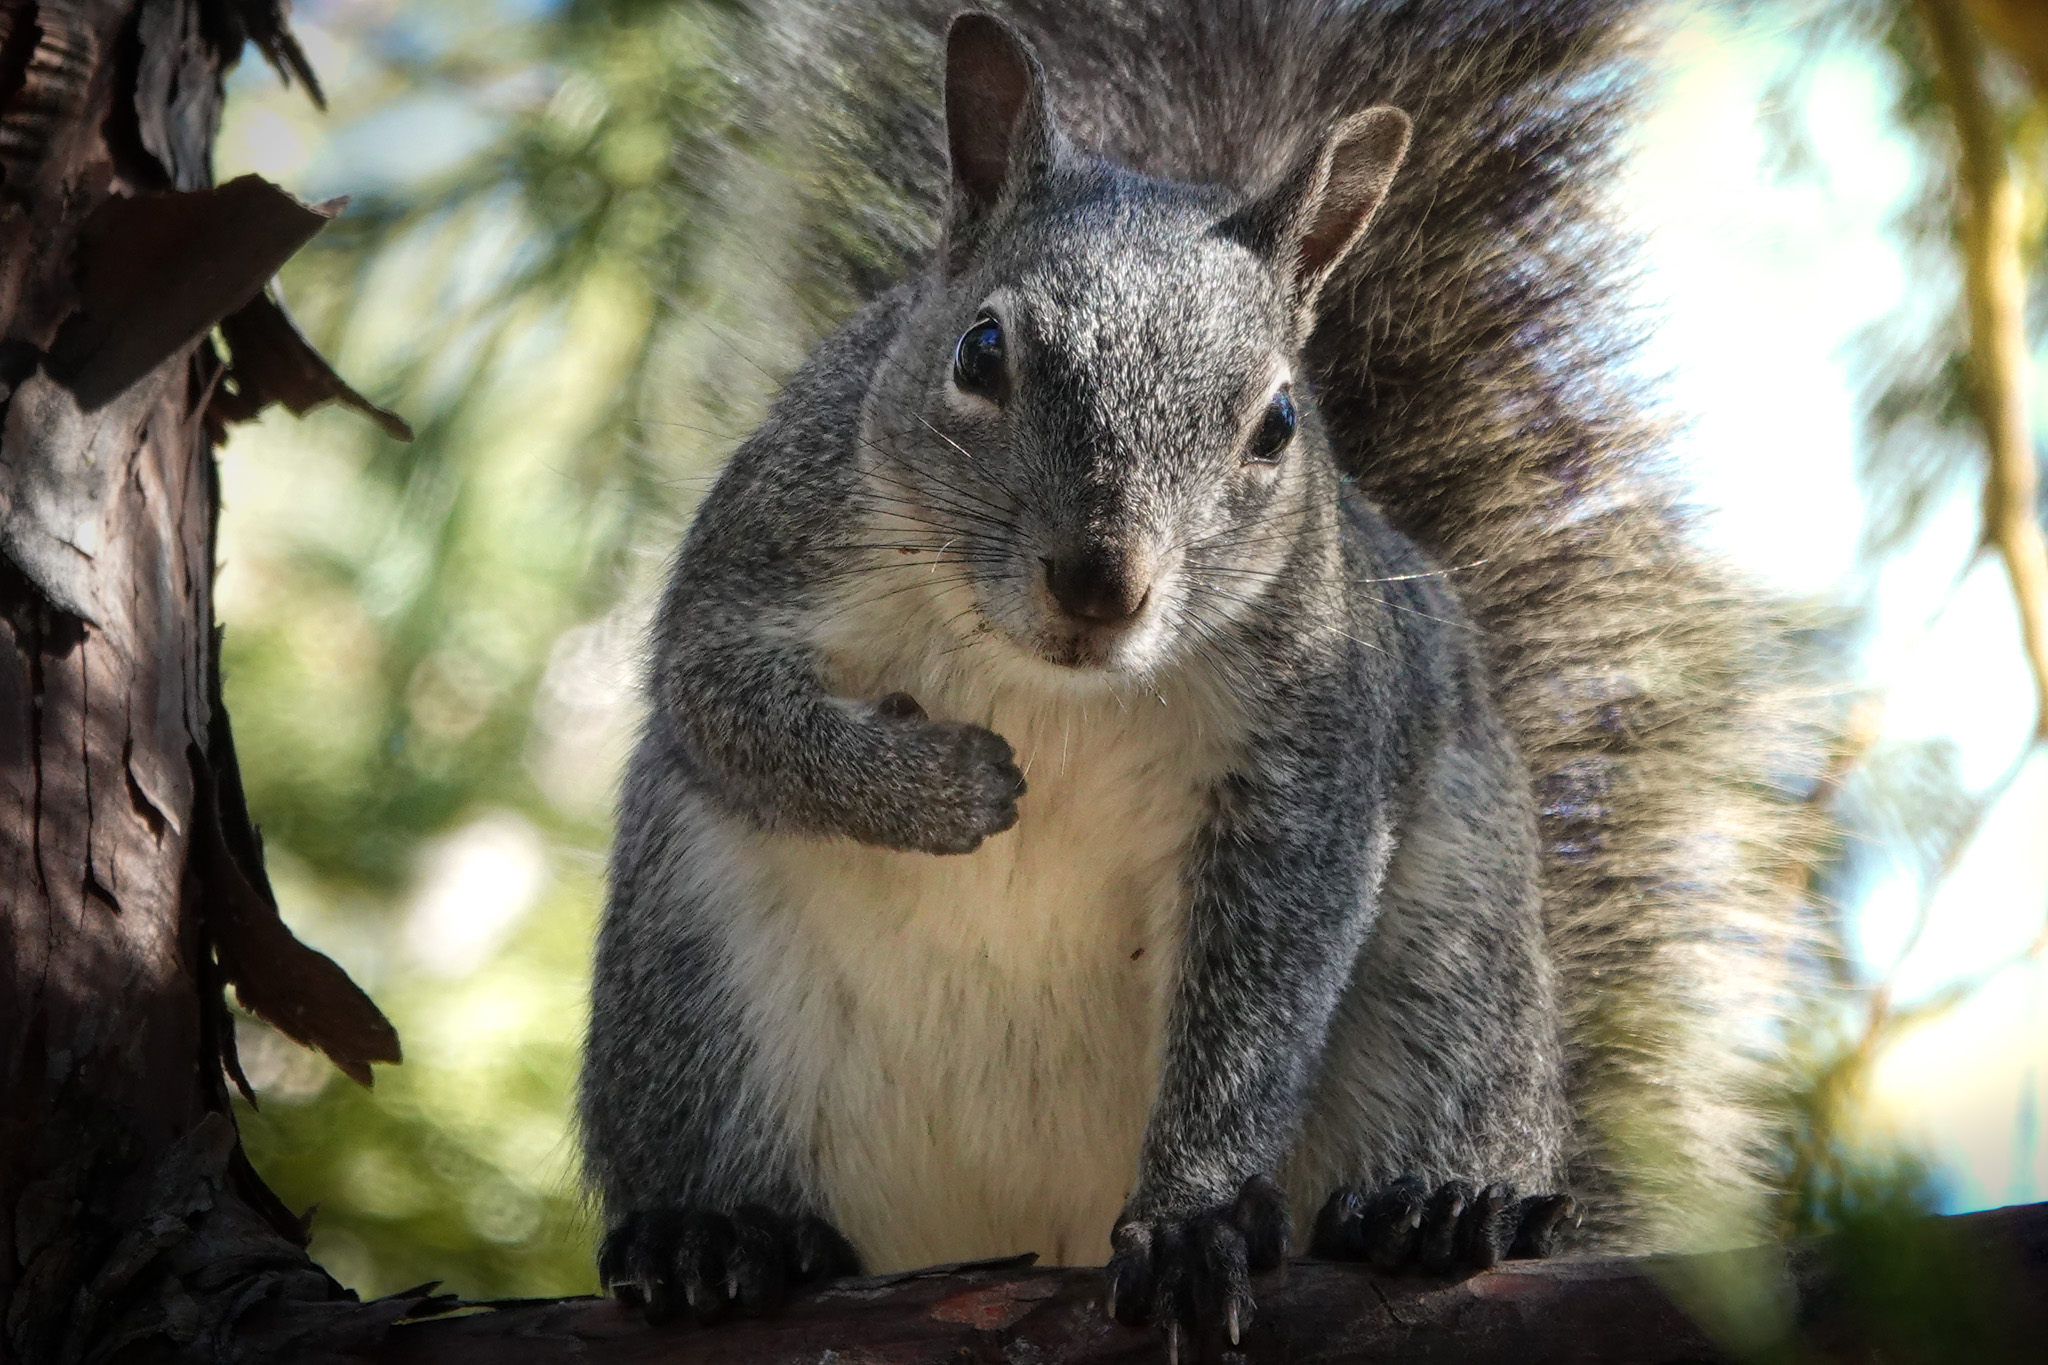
[{"x1": 579, "y1": 0, "x2": 1819, "y2": 1345}]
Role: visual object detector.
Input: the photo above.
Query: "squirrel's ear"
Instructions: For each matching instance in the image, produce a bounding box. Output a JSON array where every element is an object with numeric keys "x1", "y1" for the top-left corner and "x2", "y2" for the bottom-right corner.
[
  {"x1": 944, "y1": 13, "x2": 1054, "y2": 238},
  {"x1": 1222, "y1": 106, "x2": 1412, "y2": 325}
]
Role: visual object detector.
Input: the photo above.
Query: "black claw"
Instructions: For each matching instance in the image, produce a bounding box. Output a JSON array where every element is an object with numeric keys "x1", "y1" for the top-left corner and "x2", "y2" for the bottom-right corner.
[
  {"x1": 726, "y1": 1207, "x2": 787, "y2": 1312},
  {"x1": 1229, "y1": 1173, "x2": 1291, "y2": 1272},
  {"x1": 642, "y1": 1272, "x2": 680, "y2": 1325},
  {"x1": 676, "y1": 1210, "x2": 738, "y2": 1323},
  {"x1": 635, "y1": 1209, "x2": 697, "y2": 1324},
  {"x1": 1309, "y1": 1185, "x2": 1365, "y2": 1260},
  {"x1": 791, "y1": 1214, "x2": 862, "y2": 1282},
  {"x1": 1107, "y1": 1219, "x2": 1157, "y2": 1326},
  {"x1": 1151, "y1": 1223, "x2": 1196, "y2": 1342},
  {"x1": 1509, "y1": 1193, "x2": 1576, "y2": 1260},
  {"x1": 1189, "y1": 1214, "x2": 1252, "y2": 1341},
  {"x1": 600, "y1": 1205, "x2": 861, "y2": 1326},
  {"x1": 598, "y1": 1213, "x2": 642, "y2": 1297},
  {"x1": 1363, "y1": 1174, "x2": 1428, "y2": 1271},
  {"x1": 1417, "y1": 1179, "x2": 1471, "y2": 1273},
  {"x1": 1454, "y1": 1182, "x2": 1515, "y2": 1271}
]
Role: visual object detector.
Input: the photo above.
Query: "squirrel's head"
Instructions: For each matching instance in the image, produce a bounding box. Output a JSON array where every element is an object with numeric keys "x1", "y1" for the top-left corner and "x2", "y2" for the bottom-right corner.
[{"x1": 862, "y1": 13, "x2": 1410, "y2": 680}]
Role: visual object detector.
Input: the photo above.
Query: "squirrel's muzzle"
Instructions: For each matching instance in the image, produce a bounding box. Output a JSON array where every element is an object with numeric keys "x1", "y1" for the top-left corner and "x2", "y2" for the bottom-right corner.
[{"x1": 1042, "y1": 548, "x2": 1154, "y2": 627}]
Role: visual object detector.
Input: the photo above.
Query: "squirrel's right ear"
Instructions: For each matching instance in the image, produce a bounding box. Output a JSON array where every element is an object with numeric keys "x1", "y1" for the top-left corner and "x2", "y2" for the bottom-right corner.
[
  {"x1": 1221, "y1": 107, "x2": 1412, "y2": 332},
  {"x1": 943, "y1": 13, "x2": 1055, "y2": 250}
]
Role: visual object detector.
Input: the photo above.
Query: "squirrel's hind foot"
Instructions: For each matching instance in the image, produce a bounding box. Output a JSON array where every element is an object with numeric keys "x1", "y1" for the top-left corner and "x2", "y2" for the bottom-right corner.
[
  {"x1": 1105, "y1": 1175, "x2": 1290, "y2": 1362},
  {"x1": 1309, "y1": 1176, "x2": 1575, "y2": 1275},
  {"x1": 599, "y1": 1205, "x2": 861, "y2": 1326}
]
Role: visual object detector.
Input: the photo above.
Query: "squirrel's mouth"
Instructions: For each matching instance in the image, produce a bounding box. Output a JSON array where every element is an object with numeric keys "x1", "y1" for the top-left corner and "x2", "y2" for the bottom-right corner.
[
  {"x1": 1040, "y1": 627, "x2": 1122, "y2": 671},
  {"x1": 1024, "y1": 599, "x2": 1167, "y2": 675},
  {"x1": 1026, "y1": 548, "x2": 1162, "y2": 672}
]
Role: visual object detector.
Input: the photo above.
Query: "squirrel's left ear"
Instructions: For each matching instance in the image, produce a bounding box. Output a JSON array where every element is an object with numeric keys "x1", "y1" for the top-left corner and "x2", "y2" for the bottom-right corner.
[
  {"x1": 1222, "y1": 106, "x2": 1412, "y2": 329},
  {"x1": 943, "y1": 13, "x2": 1056, "y2": 258}
]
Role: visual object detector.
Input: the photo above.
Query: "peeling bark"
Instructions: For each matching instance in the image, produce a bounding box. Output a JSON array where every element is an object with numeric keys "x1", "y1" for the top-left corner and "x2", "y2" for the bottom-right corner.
[{"x1": 0, "y1": 2, "x2": 399, "y2": 1361}]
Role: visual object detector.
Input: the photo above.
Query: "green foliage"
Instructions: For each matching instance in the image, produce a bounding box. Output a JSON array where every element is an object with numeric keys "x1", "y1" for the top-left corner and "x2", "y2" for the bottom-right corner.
[
  {"x1": 215, "y1": 0, "x2": 752, "y2": 1299},
  {"x1": 1731, "y1": 1152, "x2": 2027, "y2": 1365},
  {"x1": 1800, "y1": 1159, "x2": 2020, "y2": 1364},
  {"x1": 235, "y1": 869, "x2": 600, "y2": 1298}
]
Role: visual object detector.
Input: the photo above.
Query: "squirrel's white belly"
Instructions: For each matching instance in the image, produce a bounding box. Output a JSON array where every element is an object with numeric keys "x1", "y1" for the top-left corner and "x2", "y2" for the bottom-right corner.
[{"x1": 712, "y1": 606, "x2": 1242, "y2": 1269}]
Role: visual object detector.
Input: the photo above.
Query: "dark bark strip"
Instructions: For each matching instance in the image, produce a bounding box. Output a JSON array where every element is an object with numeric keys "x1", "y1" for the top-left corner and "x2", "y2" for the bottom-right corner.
[{"x1": 0, "y1": 3, "x2": 400, "y2": 1361}]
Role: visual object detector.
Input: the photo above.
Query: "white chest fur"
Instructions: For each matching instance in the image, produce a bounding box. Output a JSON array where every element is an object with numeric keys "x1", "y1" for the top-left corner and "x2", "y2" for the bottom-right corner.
[{"x1": 712, "y1": 574, "x2": 1243, "y2": 1271}]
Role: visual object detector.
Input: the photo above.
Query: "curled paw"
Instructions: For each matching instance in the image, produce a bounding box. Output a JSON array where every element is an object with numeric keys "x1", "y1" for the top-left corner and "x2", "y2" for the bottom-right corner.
[
  {"x1": 1105, "y1": 1175, "x2": 1290, "y2": 1362},
  {"x1": 1310, "y1": 1174, "x2": 1575, "y2": 1274},
  {"x1": 599, "y1": 1204, "x2": 861, "y2": 1325},
  {"x1": 867, "y1": 691, "x2": 1026, "y2": 854}
]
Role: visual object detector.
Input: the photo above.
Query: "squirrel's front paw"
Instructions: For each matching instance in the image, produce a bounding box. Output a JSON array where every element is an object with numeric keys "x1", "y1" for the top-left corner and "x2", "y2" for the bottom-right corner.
[
  {"x1": 1105, "y1": 1175, "x2": 1289, "y2": 1362},
  {"x1": 860, "y1": 691, "x2": 1025, "y2": 855},
  {"x1": 599, "y1": 1205, "x2": 860, "y2": 1326},
  {"x1": 1310, "y1": 1175, "x2": 1574, "y2": 1274}
]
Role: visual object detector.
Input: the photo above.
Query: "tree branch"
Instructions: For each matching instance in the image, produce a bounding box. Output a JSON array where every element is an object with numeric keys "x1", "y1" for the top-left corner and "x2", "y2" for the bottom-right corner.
[
  {"x1": 1964, "y1": 0, "x2": 2048, "y2": 96},
  {"x1": 1916, "y1": 0, "x2": 2048, "y2": 740},
  {"x1": 357, "y1": 1203, "x2": 2048, "y2": 1364}
]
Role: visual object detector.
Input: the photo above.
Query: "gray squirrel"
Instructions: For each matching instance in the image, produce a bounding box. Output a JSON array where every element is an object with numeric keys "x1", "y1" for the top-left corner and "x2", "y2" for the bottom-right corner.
[{"x1": 580, "y1": 0, "x2": 1817, "y2": 1345}]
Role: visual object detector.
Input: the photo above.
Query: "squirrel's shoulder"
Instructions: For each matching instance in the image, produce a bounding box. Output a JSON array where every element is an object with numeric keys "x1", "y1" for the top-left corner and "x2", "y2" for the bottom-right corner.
[
  {"x1": 723, "y1": 287, "x2": 913, "y2": 479},
  {"x1": 679, "y1": 287, "x2": 916, "y2": 564}
]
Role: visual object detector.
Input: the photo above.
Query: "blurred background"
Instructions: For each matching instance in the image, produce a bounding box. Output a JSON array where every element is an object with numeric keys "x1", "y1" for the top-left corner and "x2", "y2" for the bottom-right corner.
[{"x1": 213, "y1": 0, "x2": 2048, "y2": 1300}]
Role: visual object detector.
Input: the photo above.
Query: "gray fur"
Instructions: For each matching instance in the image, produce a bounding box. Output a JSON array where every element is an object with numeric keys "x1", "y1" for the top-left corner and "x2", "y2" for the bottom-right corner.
[{"x1": 581, "y1": 0, "x2": 1821, "y2": 1297}]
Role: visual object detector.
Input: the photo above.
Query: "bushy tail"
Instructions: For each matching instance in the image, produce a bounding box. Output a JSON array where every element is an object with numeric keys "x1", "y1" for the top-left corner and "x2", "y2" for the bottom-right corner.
[{"x1": 704, "y1": 0, "x2": 1825, "y2": 1251}]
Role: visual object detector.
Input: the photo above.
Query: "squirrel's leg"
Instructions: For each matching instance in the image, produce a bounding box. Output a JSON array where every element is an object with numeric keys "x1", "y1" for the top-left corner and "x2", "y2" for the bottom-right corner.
[
  {"x1": 1104, "y1": 730, "x2": 1388, "y2": 1354},
  {"x1": 587, "y1": 417, "x2": 1034, "y2": 1319},
  {"x1": 650, "y1": 541, "x2": 1025, "y2": 856},
  {"x1": 580, "y1": 737, "x2": 864, "y2": 1325},
  {"x1": 1295, "y1": 699, "x2": 1575, "y2": 1273},
  {"x1": 641, "y1": 292, "x2": 1026, "y2": 857}
]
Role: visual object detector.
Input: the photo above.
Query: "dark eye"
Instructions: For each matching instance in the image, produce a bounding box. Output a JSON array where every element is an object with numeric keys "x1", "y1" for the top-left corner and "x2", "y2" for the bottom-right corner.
[
  {"x1": 1247, "y1": 384, "x2": 1296, "y2": 463},
  {"x1": 953, "y1": 314, "x2": 1006, "y2": 400}
]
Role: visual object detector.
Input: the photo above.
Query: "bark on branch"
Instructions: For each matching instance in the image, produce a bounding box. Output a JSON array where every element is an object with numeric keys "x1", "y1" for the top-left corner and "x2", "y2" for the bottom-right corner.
[{"x1": 366, "y1": 1201, "x2": 2048, "y2": 1364}]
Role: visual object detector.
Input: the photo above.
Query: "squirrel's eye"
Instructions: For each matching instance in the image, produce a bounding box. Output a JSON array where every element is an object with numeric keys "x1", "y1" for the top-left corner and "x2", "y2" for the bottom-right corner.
[
  {"x1": 952, "y1": 314, "x2": 1006, "y2": 400},
  {"x1": 1247, "y1": 384, "x2": 1296, "y2": 463}
]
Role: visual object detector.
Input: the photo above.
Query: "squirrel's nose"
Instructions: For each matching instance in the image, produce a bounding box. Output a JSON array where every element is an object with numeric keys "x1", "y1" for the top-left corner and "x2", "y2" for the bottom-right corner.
[{"x1": 1042, "y1": 550, "x2": 1152, "y2": 625}]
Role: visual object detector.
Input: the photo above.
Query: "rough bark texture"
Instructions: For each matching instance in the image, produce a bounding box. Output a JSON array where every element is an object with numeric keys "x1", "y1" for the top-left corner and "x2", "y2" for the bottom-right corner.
[
  {"x1": 380, "y1": 1201, "x2": 2048, "y2": 1364},
  {"x1": 0, "y1": 3, "x2": 408, "y2": 1362}
]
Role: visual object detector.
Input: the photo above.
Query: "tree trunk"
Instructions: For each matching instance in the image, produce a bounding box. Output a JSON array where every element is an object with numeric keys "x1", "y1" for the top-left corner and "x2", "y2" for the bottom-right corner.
[{"x1": 0, "y1": 3, "x2": 406, "y2": 1361}]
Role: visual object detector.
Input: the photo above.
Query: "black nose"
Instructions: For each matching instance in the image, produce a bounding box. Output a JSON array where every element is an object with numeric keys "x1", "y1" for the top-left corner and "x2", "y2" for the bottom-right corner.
[{"x1": 1043, "y1": 550, "x2": 1151, "y2": 624}]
